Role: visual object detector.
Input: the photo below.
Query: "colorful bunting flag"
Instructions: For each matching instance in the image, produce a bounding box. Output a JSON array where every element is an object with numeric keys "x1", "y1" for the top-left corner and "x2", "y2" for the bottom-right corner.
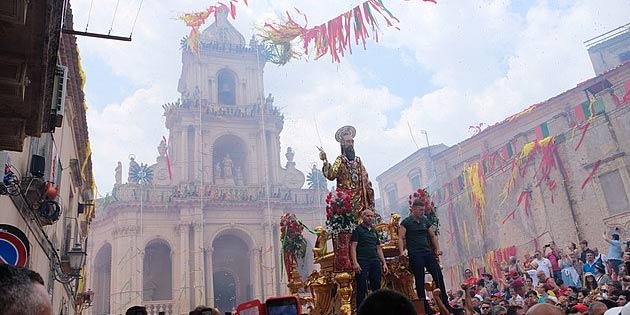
[
  {"x1": 499, "y1": 142, "x2": 514, "y2": 161},
  {"x1": 258, "y1": 0, "x2": 436, "y2": 63},
  {"x1": 611, "y1": 79, "x2": 630, "y2": 107},
  {"x1": 575, "y1": 98, "x2": 605, "y2": 122},
  {"x1": 534, "y1": 122, "x2": 549, "y2": 140}
]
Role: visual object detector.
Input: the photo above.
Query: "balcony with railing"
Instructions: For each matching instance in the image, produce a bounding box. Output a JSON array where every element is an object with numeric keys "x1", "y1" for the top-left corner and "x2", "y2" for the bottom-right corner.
[{"x1": 143, "y1": 300, "x2": 174, "y2": 315}]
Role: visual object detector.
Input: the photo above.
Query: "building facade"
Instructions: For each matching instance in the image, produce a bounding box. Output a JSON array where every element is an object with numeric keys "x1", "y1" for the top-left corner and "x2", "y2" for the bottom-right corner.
[
  {"x1": 0, "y1": 5, "x2": 95, "y2": 315},
  {"x1": 377, "y1": 62, "x2": 630, "y2": 289},
  {"x1": 375, "y1": 144, "x2": 448, "y2": 217},
  {"x1": 587, "y1": 23, "x2": 630, "y2": 75},
  {"x1": 86, "y1": 12, "x2": 324, "y2": 315}
]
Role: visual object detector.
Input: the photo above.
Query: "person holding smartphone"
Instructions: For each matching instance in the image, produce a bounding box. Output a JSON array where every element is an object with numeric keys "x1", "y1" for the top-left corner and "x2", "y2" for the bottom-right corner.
[{"x1": 351, "y1": 209, "x2": 388, "y2": 308}]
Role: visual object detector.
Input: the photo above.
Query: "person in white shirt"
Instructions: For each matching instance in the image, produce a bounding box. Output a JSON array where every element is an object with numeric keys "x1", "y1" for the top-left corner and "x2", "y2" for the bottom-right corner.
[
  {"x1": 526, "y1": 260, "x2": 540, "y2": 288},
  {"x1": 534, "y1": 249, "x2": 553, "y2": 278}
]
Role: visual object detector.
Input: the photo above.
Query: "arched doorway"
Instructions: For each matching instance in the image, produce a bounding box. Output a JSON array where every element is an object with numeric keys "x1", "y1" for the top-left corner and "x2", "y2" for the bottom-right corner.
[
  {"x1": 213, "y1": 270, "x2": 237, "y2": 313},
  {"x1": 143, "y1": 239, "x2": 173, "y2": 301},
  {"x1": 93, "y1": 244, "x2": 112, "y2": 315},
  {"x1": 213, "y1": 135, "x2": 247, "y2": 185},
  {"x1": 212, "y1": 234, "x2": 251, "y2": 312}
]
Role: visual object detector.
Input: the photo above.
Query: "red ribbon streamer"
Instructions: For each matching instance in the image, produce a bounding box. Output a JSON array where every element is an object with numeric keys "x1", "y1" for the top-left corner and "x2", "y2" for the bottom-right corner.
[
  {"x1": 517, "y1": 191, "x2": 531, "y2": 217},
  {"x1": 574, "y1": 122, "x2": 590, "y2": 151},
  {"x1": 581, "y1": 160, "x2": 601, "y2": 190},
  {"x1": 501, "y1": 208, "x2": 517, "y2": 225}
]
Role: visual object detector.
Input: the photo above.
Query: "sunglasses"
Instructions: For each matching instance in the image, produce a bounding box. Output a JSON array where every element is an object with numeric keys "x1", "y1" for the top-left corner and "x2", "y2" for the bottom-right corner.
[{"x1": 481, "y1": 307, "x2": 491, "y2": 310}]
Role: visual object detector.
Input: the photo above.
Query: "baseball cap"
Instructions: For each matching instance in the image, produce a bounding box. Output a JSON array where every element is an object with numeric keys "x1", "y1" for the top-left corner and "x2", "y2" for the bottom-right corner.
[
  {"x1": 509, "y1": 270, "x2": 517, "y2": 276},
  {"x1": 573, "y1": 304, "x2": 588, "y2": 313},
  {"x1": 545, "y1": 296, "x2": 558, "y2": 304}
]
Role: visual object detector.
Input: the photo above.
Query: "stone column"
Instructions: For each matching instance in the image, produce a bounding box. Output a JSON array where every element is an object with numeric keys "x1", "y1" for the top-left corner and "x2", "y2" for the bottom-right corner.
[
  {"x1": 193, "y1": 222, "x2": 206, "y2": 306},
  {"x1": 251, "y1": 247, "x2": 262, "y2": 300},
  {"x1": 111, "y1": 226, "x2": 139, "y2": 314},
  {"x1": 130, "y1": 226, "x2": 142, "y2": 305},
  {"x1": 177, "y1": 223, "x2": 191, "y2": 313},
  {"x1": 110, "y1": 228, "x2": 124, "y2": 315},
  {"x1": 209, "y1": 78, "x2": 216, "y2": 104},
  {"x1": 205, "y1": 246, "x2": 215, "y2": 307},
  {"x1": 262, "y1": 223, "x2": 276, "y2": 297},
  {"x1": 270, "y1": 134, "x2": 281, "y2": 184}
]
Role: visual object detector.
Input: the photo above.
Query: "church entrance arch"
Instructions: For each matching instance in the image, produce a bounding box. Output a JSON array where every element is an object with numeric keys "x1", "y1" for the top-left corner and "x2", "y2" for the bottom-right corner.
[
  {"x1": 212, "y1": 135, "x2": 247, "y2": 185},
  {"x1": 211, "y1": 232, "x2": 251, "y2": 312},
  {"x1": 213, "y1": 269, "x2": 237, "y2": 313},
  {"x1": 93, "y1": 243, "x2": 112, "y2": 315},
  {"x1": 142, "y1": 239, "x2": 173, "y2": 301}
]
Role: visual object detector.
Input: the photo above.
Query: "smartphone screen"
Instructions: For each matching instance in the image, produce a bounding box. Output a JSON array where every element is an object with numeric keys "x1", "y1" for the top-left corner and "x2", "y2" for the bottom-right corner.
[
  {"x1": 266, "y1": 296, "x2": 299, "y2": 315},
  {"x1": 237, "y1": 299, "x2": 264, "y2": 315}
]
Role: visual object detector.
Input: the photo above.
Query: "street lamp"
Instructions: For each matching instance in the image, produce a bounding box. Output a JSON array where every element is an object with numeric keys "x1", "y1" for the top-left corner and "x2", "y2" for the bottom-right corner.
[
  {"x1": 66, "y1": 245, "x2": 87, "y2": 276},
  {"x1": 55, "y1": 244, "x2": 86, "y2": 283}
]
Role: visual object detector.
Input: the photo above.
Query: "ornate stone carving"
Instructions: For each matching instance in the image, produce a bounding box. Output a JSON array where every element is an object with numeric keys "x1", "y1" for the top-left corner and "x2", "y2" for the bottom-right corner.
[{"x1": 199, "y1": 7, "x2": 246, "y2": 46}]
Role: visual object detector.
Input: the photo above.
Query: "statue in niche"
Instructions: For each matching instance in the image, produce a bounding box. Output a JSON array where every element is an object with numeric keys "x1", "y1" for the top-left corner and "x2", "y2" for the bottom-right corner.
[
  {"x1": 265, "y1": 93, "x2": 274, "y2": 107},
  {"x1": 115, "y1": 161, "x2": 122, "y2": 186},
  {"x1": 158, "y1": 139, "x2": 167, "y2": 158},
  {"x1": 235, "y1": 166, "x2": 244, "y2": 186},
  {"x1": 128, "y1": 156, "x2": 139, "y2": 184},
  {"x1": 222, "y1": 154, "x2": 234, "y2": 178},
  {"x1": 193, "y1": 86, "x2": 201, "y2": 100},
  {"x1": 214, "y1": 162, "x2": 222, "y2": 181}
]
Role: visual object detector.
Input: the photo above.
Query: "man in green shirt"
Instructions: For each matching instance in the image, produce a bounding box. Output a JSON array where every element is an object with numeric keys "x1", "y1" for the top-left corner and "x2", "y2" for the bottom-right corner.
[
  {"x1": 398, "y1": 198, "x2": 450, "y2": 313},
  {"x1": 351, "y1": 210, "x2": 388, "y2": 307}
]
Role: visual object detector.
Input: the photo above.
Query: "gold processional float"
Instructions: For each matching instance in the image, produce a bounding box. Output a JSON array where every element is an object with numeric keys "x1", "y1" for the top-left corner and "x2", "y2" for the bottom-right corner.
[
  {"x1": 280, "y1": 200, "x2": 438, "y2": 315},
  {"x1": 279, "y1": 125, "x2": 439, "y2": 315}
]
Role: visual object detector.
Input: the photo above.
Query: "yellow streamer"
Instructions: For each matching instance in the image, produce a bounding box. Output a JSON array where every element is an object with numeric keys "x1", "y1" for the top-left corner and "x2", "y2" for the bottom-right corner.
[
  {"x1": 464, "y1": 162, "x2": 486, "y2": 236},
  {"x1": 500, "y1": 136, "x2": 553, "y2": 203},
  {"x1": 463, "y1": 220, "x2": 471, "y2": 254}
]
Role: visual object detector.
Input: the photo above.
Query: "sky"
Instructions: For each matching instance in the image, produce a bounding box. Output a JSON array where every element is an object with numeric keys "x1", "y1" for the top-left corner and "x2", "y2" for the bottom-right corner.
[{"x1": 69, "y1": 0, "x2": 630, "y2": 196}]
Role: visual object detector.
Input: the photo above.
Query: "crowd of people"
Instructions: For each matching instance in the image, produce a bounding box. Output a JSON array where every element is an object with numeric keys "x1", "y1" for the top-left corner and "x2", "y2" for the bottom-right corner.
[{"x1": 441, "y1": 232, "x2": 630, "y2": 315}]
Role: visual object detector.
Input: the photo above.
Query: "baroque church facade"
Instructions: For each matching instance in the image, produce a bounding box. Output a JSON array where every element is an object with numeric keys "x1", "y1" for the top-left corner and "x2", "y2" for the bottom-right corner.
[{"x1": 86, "y1": 12, "x2": 325, "y2": 315}]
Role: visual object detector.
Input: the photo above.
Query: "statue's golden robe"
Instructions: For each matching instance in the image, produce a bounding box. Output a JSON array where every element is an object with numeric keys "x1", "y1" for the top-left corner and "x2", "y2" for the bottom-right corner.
[{"x1": 322, "y1": 155, "x2": 375, "y2": 212}]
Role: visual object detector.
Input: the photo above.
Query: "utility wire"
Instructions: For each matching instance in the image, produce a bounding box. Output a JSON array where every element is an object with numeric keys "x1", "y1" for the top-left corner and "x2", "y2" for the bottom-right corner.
[
  {"x1": 130, "y1": 0, "x2": 145, "y2": 37},
  {"x1": 85, "y1": 0, "x2": 94, "y2": 32},
  {"x1": 108, "y1": 0, "x2": 121, "y2": 35}
]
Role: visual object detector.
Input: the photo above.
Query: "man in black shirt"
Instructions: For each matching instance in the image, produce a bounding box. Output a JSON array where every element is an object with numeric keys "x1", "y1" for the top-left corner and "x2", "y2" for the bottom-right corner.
[
  {"x1": 398, "y1": 197, "x2": 450, "y2": 313},
  {"x1": 351, "y1": 209, "x2": 388, "y2": 308}
]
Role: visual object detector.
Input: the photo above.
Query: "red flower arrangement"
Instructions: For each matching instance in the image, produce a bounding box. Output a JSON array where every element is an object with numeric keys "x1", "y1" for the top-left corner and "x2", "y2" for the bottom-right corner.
[
  {"x1": 280, "y1": 213, "x2": 307, "y2": 259},
  {"x1": 325, "y1": 188, "x2": 358, "y2": 236},
  {"x1": 408, "y1": 188, "x2": 440, "y2": 234}
]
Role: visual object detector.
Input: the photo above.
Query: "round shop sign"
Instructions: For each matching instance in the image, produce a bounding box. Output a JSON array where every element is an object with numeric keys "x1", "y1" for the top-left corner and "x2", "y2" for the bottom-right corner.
[{"x1": 0, "y1": 224, "x2": 30, "y2": 267}]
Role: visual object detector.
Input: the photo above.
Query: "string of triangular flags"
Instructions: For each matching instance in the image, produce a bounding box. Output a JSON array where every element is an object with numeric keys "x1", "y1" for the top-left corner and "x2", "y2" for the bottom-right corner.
[
  {"x1": 259, "y1": 0, "x2": 437, "y2": 64},
  {"x1": 177, "y1": 0, "x2": 437, "y2": 63}
]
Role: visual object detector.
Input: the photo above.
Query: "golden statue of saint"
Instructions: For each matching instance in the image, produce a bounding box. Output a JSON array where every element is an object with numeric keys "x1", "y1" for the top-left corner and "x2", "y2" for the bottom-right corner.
[{"x1": 319, "y1": 126, "x2": 375, "y2": 214}]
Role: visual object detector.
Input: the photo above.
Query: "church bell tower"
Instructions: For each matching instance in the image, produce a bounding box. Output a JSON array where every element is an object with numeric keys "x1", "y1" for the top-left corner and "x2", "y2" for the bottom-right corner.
[{"x1": 164, "y1": 8, "x2": 285, "y2": 188}]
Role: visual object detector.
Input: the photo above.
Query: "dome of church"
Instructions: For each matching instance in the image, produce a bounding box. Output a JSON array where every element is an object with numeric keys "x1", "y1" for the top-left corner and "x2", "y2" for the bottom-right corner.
[{"x1": 199, "y1": 7, "x2": 246, "y2": 46}]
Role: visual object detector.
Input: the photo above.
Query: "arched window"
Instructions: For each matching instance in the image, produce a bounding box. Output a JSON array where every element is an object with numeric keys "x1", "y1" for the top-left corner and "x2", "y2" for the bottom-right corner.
[
  {"x1": 408, "y1": 169, "x2": 422, "y2": 191},
  {"x1": 217, "y1": 70, "x2": 236, "y2": 105},
  {"x1": 384, "y1": 183, "x2": 398, "y2": 212},
  {"x1": 93, "y1": 244, "x2": 112, "y2": 315},
  {"x1": 143, "y1": 240, "x2": 173, "y2": 301}
]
